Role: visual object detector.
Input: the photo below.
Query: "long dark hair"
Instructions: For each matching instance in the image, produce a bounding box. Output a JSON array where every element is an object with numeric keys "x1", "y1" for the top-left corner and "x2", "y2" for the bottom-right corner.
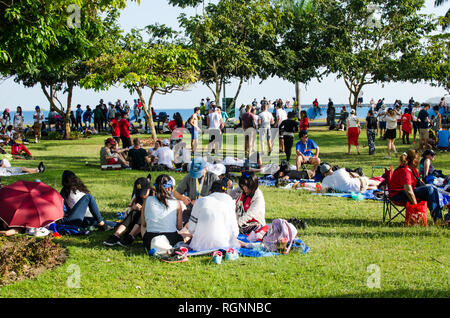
[
  {"x1": 16, "y1": 106, "x2": 22, "y2": 116},
  {"x1": 174, "y1": 112, "x2": 183, "y2": 128},
  {"x1": 154, "y1": 174, "x2": 174, "y2": 207},
  {"x1": 62, "y1": 170, "x2": 90, "y2": 194},
  {"x1": 239, "y1": 171, "x2": 259, "y2": 197}
]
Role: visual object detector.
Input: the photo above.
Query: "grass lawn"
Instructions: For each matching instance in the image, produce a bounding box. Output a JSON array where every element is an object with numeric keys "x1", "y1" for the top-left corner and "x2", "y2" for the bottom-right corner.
[{"x1": 0, "y1": 125, "x2": 449, "y2": 298}]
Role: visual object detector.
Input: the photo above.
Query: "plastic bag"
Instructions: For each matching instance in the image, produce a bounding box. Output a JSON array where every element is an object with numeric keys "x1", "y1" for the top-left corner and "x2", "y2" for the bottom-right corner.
[{"x1": 405, "y1": 201, "x2": 428, "y2": 226}]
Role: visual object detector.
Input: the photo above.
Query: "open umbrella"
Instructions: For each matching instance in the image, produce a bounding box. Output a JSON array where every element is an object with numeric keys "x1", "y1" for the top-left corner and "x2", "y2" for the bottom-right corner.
[{"x1": 0, "y1": 180, "x2": 64, "y2": 228}]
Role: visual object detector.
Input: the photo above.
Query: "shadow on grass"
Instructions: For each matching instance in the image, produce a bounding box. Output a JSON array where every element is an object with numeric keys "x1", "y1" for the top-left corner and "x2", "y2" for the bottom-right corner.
[
  {"x1": 309, "y1": 229, "x2": 445, "y2": 239},
  {"x1": 332, "y1": 289, "x2": 449, "y2": 298},
  {"x1": 298, "y1": 217, "x2": 401, "y2": 228}
]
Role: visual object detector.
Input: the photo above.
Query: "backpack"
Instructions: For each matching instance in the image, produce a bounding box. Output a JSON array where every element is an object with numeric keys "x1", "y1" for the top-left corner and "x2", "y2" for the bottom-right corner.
[
  {"x1": 263, "y1": 219, "x2": 297, "y2": 254},
  {"x1": 54, "y1": 224, "x2": 88, "y2": 235}
]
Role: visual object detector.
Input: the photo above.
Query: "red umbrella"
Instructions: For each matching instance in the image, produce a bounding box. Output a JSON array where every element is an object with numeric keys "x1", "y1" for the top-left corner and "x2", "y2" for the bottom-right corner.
[{"x1": 0, "y1": 180, "x2": 64, "y2": 228}]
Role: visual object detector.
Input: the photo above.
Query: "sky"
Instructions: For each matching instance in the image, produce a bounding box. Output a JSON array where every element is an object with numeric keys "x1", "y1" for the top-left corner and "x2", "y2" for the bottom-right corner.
[{"x1": 0, "y1": 0, "x2": 448, "y2": 111}]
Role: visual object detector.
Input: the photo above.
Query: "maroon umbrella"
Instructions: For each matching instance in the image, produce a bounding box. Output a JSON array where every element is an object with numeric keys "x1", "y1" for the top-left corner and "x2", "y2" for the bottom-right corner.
[{"x1": 0, "y1": 180, "x2": 64, "y2": 228}]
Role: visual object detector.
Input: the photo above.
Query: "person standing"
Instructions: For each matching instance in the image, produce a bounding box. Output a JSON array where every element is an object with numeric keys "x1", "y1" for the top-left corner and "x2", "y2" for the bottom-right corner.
[
  {"x1": 377, "y1": 105, "x2": 387, "y2": 139},
  {"x1": 439, "y1": 97, "x2": 448, "y2": 113},
  {"x1": 83, "y1": 106, "x2": 93, "y2": 129},
  {"x1": 100, "y1": 101, "x2": 108, "y2": 130},
  {"x1": 93, "y1": 105, "x2": 102, "y2": 133},
  {"x1": 279, "y1": 111, "x2": 299, "y2": 162},
  {"x1": 417, "y1": 103, "x2": 431, "y2": 151},
  {"x1": 33, "y1": 106, "x2": 44, "y2": 143},
  {"x1": 366, "y1": 109, "x2": 377, "y2": 155},
  {"x1": 394, "y1": 105, "x2": 403, "y2": 136},
  {"x1": 206, "y1": 106, "x2": 223, "y2": 155},
  {"x1": 108, "y1": 103, "x2": 116, "y2": 124},
  {"x1": 13, "y1": 106, "x2": 24, "y2": 140},
  {"x1": 119, "y1": 112, "x2": 132, "y2": 149},
  {"x1": 346, "y1": 109, "x2": 361, "y2": 155},
  {"x1": 189, "y1": 107, "x2": 202, "y2": 154},
  {"x1": 411, "y1": 101, "x2": 421, "y2": 144},
  {"x1": 275, "y1": 103, "x2": 288, "y2": 153},
  {"x1": 75, "y1": 104, "x2": 83, "y2": 129},
  {"x1": 241, "y1": 105, "x2": 256, "y2": 158},
  {"x1": 401, "y1": 108, "x2": 412, "y2": 145},
  {"x1": 431, "y1": 105, "x2": 442, "y2": 136},
  {"x1": 385, "y1": 108, "x2": 398, "y2": 159},
  {"x1": 258, "y1": 104, "x2": 275, "y2": 156},
  {"x1": 109, "y1": 113, "x2": 121, "y2": 146}
]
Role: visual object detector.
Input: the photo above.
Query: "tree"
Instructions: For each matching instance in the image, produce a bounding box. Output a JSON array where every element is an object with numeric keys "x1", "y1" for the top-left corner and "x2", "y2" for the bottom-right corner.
[
  {"x1": 179, "y1": 0, "x2": 284, "y2": 113},
  {"x1": 0, "y1": 0, "x2": 134, "y2": 138},
  {"x1": 82, "y1": 26, "x2": 200, "y2": 140},
  {"x1": 319, "y1": 0, "x2": 437, "y2": 109},
  {"x1": 277, "y1": 0, "x2": 329, "y2": 110}
]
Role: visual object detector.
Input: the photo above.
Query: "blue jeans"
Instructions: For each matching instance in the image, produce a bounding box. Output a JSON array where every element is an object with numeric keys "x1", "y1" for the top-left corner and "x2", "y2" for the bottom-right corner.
[
  {"x1": 391, "y1": 185, "x2": 442, "y2": 221},
  {"x1": 61, "y1": 194, "x2": 104, "y2": 227}
]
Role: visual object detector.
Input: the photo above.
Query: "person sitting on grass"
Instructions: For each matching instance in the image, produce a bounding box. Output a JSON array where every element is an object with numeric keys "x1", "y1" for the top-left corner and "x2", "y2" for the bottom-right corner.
[
  {"x1": 151, "y1": 139, "x2": 174, "y2": 170},
  {"x1": 320, "y1": 164, "x2": 381, "y2": 193},
  {"x1": 141, "y1": 174, "x2": 184, "y2": 251},
  {"x1": 104, "y1": 177, "x2": 153, "y2": 247},
  {"x1": 59, "y1": 170, "x2": 113, "y2": 231},
  {"x1": 295, "y1": 131, "x2": 320, "y2": 176},
  {"x1": 128, "y1": 138, "x2": 151, "y2": 170},
  {"x1": 0, "y1": 159, "x2": 45, "y2": 177},
  {"x1": 389, "y1": 149, "x2": 446, "y2": 226},
  {"x1": 100, "y1": 137, "x2": 130, "y2": 168},
  {"x1": 229, "y1": 171, "x2": 266, "y2": 235},
  {"x1": 185, "y1": 178, "x2": 240, "y2": 251},
  {"x1": 419, "y1": 149, "x2": 447, "y2": 185},
  {"x1": 436, "y1": 124, "x2": 450, "y2": 151},
  {"x1": 173, "y1": 157, "x2": 219, "y2": 224},
  {"x1": 11, "y1": 139, "x2": 33, "y2": 160}
]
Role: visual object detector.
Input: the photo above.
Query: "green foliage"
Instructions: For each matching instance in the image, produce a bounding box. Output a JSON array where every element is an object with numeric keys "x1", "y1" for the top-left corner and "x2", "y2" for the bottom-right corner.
[
  {"x1": 318, "y1": 0, "x2": 437, "y2": 109},
  {"x1": 168, "y1": 0, "x2": 204, "y2": 8},
  {"x1": 179, "y1": 0, "x2": 284, "y2": 111}
]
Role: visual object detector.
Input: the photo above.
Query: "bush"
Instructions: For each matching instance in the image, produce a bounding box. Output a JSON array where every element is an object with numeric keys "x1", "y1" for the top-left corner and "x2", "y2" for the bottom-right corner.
[
  {"x1": 0, "y1": 236, "x2": 66, "y2": 286},
  {"x1": 44, "y1": 131, "x2": 63, "y2": 140},
  {"x1": 70, "y1": 131, "x2": 83, "y2": 140}
]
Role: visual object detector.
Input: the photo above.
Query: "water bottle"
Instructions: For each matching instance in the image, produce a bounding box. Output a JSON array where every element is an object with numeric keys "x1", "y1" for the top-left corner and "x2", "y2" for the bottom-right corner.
[{"x1": 35, "y1": 179, "x2": 41, "y2": 183}]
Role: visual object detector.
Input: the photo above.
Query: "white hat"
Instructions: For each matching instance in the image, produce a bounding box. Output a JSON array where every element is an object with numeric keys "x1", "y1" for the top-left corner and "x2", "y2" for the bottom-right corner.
[{"x1": 162, "y1": 139, "x2": 170, "y2": 146}]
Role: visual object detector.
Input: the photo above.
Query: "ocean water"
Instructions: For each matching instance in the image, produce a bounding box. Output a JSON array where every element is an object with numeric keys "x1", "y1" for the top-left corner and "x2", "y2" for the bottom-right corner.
[{"x1": 1, "y1": 104, "x2": 446, "y2": 125}]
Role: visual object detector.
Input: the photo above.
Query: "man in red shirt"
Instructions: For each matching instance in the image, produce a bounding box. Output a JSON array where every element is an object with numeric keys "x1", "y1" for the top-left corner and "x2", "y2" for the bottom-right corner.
[
  {"x1": 110, "y1": 113, "x2": 121, "y2": 146},
  {"x1": 119, "y1": 113, "x2": 132, "y2": 148},
  {"x1": 389, "y1": 150, "x2": 444, "y2": 223}
]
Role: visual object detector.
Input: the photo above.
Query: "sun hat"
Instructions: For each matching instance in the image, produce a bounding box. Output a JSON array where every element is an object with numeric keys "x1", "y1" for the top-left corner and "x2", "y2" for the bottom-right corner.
[
  {"x1": 320, "y1": 164, "x2": 332, "y2": 175},
  {"x1": 190, "y1": 157, "x2": 206, "y2": 179}
]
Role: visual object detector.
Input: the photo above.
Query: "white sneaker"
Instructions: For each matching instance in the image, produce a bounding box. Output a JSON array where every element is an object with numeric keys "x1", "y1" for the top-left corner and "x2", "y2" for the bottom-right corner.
[{"x1": 385, "y1": 155, "x2": 391, "y2": 159}]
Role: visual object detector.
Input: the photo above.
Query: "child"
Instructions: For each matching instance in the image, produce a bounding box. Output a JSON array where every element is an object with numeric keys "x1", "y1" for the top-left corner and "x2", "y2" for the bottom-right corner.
[
  {"x1": 401, "y1": 108, "x2": 412, "y2": 144},
  {"x1": 11, "y1": 140, "x2": 32, "y2": 160}
]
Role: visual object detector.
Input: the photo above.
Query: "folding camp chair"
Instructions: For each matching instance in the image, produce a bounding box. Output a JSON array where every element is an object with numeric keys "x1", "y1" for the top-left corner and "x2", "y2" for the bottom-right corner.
[{"x1": 382, "y1": 166, "x2": 406, "y2": 224}]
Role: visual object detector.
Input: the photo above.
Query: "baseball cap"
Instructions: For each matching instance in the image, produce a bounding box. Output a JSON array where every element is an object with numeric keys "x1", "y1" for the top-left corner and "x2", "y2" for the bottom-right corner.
[
  {"x1": 35, "y1": 105, "x2": 40, "y2": 110},
  {"x1": 162, "y1": 139, "x2": 170, "y2": 146},
  {"x1": 190, "y1": 157, "x2": 206, "y2": 179},
  {"x1": 134, "y1": 177, "x2": 151, "y2": 198},
  {"x1": 320, "y1": 164, "x2": 331, "y2": 175},
  {"x1": 105, "y1": 137, "x2": 116, "y2": 145}
]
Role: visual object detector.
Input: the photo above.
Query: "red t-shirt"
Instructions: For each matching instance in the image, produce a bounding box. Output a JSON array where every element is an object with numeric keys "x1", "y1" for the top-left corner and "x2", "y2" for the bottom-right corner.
[
  {"x1": 168, "y1": 120, "x2": 184, "y2": 139},
  {"x1": 300, "y1": 118, "x2": 309, "y2": 131},
  {"x1": 110, "y1": 119, "x2": 120, "y2": 137},
  {"x1": 119, "y1": 119, "x2": 130, "y2": 138},
  {"x1": 389, "y1": 166, "x2": 418, "y2": 198},
  {"x1": 11, "y1": 144, "x2": 31, "y2": 156},
  {"x1": 401, "y1": 114, "x2": 412, "y2": 134}
]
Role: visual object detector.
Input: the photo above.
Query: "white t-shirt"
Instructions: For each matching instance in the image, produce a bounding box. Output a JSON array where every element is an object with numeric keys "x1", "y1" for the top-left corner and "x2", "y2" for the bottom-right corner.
[
  {"x1": 14, "y1": 114, "x2": 24, "y2": 128},
  {"x1": 153, "y1": 146, "x2": 174, "y2": 169},
  {"x1": 386, "y1": 115, "x2": 397, "y2": 130},
  {"x1": 66, "y1": 190, "x2": 92, "y2": 218},
  {"x1": 208, "y1": 112, "x2": 222, "y2": 129},
  {"x1": 188, "y1": 192, "x2": 240, "y2": 251},
  {"x1": 258, "y1": 111, "x2": 273, "y2": 128},
  {"x1": 34, "y1": 111, "x2": 44, "y2": 124},
  {"x1": 321, "y1": 168, "x2": 361, "y2": 193},
  {"x1": 276, "y1": 108, "x2": 287, "y2": 125},
  {"x1": 144, "y1": 196, "x2": 179, "y2": 233}
]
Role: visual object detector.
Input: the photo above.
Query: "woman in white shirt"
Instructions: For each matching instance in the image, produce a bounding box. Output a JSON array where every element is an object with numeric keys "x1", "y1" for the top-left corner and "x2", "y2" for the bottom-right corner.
[
  {"x1": 141, "y1": 174, "x2": 184, "y2": 251},
  {"x1": 346, "y1": 109, "x2": 360, "y2": 155},
  {"x1": 59, "y1": 170, "x2": 113, "y2": 230},
  {"x1": 13, "y1": 106, "x2": 24, "y2": 138},
  {"x1": 385, "y1": 108, "x2": 398, "y2": 159}
]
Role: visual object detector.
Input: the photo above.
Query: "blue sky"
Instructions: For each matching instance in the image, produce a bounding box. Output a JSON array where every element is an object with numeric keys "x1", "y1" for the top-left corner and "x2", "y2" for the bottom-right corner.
[{"x1": 0, "y1": 0, "x2": 448, "y2": 111}]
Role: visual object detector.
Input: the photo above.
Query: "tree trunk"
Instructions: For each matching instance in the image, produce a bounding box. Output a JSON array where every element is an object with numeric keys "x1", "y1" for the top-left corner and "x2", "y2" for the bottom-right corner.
[
  {"x1": 64, "y1": 83, "x2": 74, "y2": 139},
  {"x1": 295, "y1": 81, "x2": 301, "y2": 113},
  {"x1": 215, "y1": 77, "x2": 222, "y2": 107},
  {"x1": 136, "y1": 87, "x2": 157, "y2": 141},
  {"x1": 226, "y1": 77, "x2": 244, "y2": 114}
]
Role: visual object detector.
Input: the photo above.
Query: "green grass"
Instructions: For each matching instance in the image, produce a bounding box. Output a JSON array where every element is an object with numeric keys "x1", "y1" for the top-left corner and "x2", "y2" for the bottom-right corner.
[{"x1": 0, "y1": 126, "x2": 449, "y2": 298}]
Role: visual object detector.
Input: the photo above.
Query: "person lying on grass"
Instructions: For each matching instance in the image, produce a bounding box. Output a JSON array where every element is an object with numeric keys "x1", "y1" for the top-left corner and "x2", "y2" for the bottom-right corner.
[
  {"x1": 141, "y1": 174, "x2": 184, "y2": 252},
  {"x1": 58, "y1": 170, "x2": 113, "y2": 231},
  {"x1": 185, "y1": 178, "x2": 241, "y2": 251},
  {"x1": 228, "y1": 171, "x2": 266, "y2": 235},
  {"x1": 0, "y1": 218, "x2": 23, "y2": 236},
  {"x1": 320, "y1": 164, "x2": 381, "y2": 193},
  {"x1": 104, "y1": 177, "x2": 153, "y2": 247},
  {"x1": 0, "y1": 159, "x2": 45, "y2": 177}
]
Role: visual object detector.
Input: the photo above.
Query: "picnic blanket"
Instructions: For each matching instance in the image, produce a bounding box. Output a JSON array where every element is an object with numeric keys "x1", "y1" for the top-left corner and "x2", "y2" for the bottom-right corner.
[
  {"x1": 259, "y1": 175, "x2": 316, "y2": 188},
  {"x1": 312, "y1": 189, "x2": 382, "y2": 201},
  {"x1": 185, "y1": 233, "x2": 310, "y2": 258}
]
